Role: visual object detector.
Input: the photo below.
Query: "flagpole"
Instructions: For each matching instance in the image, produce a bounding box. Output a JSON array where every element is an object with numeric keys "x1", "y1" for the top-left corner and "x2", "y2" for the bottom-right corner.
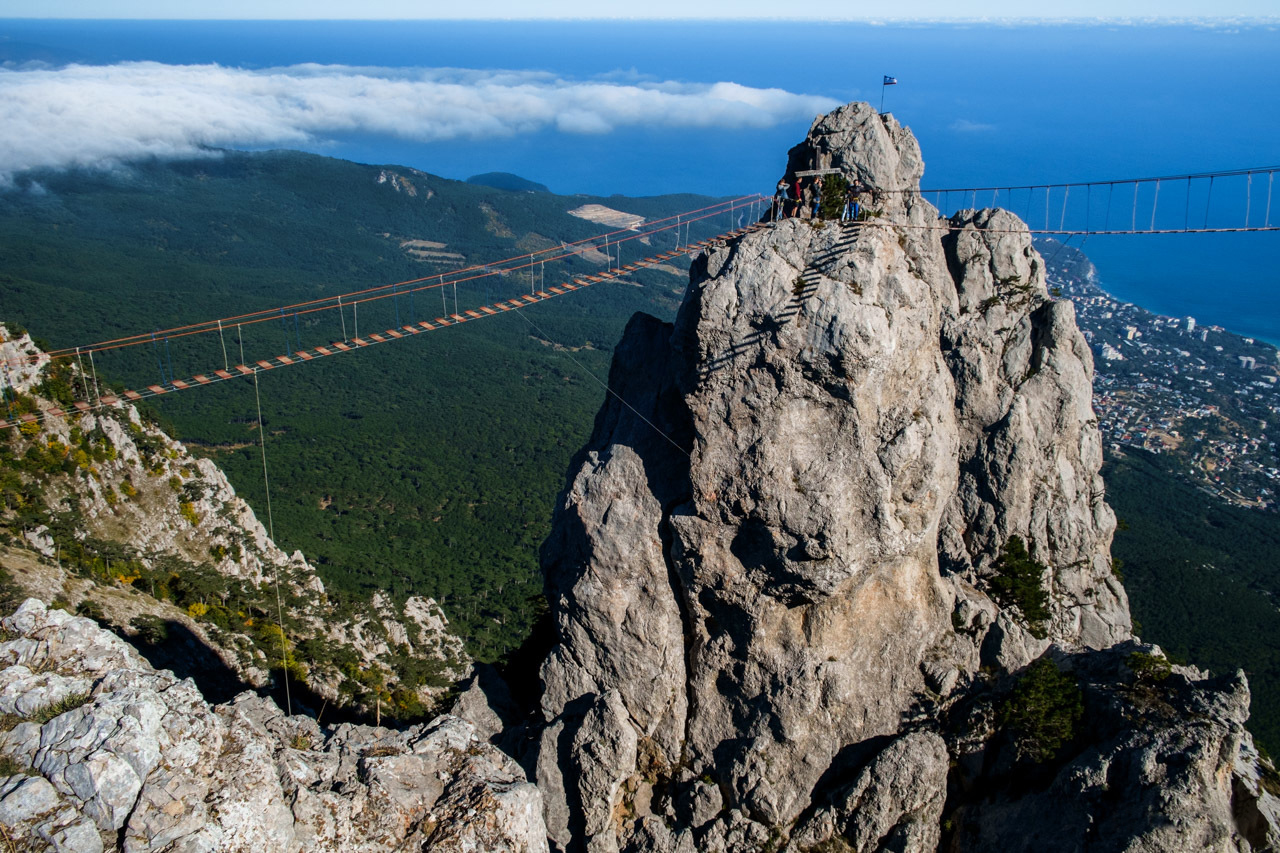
[{"x1": 880, "y1": 80, "x2": 886, "y2": 113}]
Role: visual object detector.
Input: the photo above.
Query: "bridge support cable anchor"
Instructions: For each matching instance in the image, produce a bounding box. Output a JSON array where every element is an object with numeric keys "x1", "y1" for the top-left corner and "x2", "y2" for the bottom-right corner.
[
  {"x1": 1204, "y1": 175, "x2": 1215, "y2": 230},
  {"x1": 1185, "y1": 177, "x2": 1192, "y2": 231},
  {"x1": 279, "y1": 308, "x2": 291, "y2": 357},
  {"x1": 87, "y1": 349, "x2": 101, "y2": 407},
  {"x1": 1150, "y1": 179, "x2": 1161, "y2": 232},
  {"x1": 252, "y1": 366, "x2": 292, "y2": 718},
  {"x1": 1246, "y1": 173, "x2": 1252, "y2": 228},
  {"x1": 218, "y1": 320, "x2": 229, "y2": 371},
  {"x1": 151, "y1": 332, "x2": 165, "y2": 387},
  {"x1": 1267, "y1": 171, "x2": 1274, "y2": 228},
  {"x1": 75, "y1": 347, "x2": 89, "y2": 404}
]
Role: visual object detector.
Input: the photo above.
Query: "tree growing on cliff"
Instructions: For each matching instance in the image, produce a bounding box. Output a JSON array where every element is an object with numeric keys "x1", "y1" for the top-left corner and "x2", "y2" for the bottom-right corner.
[{"x1": 990, "y1": 536, "x2": 1051, "y2": 638}]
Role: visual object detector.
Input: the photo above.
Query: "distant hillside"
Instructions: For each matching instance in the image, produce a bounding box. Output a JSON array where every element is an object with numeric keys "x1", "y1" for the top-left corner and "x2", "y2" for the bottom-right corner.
[
  {"x1": 466, "y1": 171, "x2": 552, "y2": 193},
  {"x1": 0, "y1": 149, "x2": 733, "y2": 661}
]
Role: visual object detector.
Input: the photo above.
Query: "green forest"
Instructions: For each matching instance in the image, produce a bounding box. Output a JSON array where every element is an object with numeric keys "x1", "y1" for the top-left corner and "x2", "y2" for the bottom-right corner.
[
  {"x1": 1105, "y1": 448, "x2": 1280, "y2": 752},
  {"x1": 0, "y1": 150, "x2": 727, "y2": 661}
]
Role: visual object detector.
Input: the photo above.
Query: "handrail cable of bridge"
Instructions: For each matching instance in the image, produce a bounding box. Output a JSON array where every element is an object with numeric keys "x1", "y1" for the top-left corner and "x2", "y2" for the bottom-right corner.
[{"x1": 15, "y1": 194, "x2": 766, "y2": 368}]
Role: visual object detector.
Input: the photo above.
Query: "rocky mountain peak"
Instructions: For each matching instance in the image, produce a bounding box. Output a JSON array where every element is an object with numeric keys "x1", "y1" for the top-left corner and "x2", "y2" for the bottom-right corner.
[
  {"x1": 530, "y1": 102, "x2": 1274, "y2": 852},
  {"x1": 784, "y1": 101, "x2": 924, "y2": 212}
]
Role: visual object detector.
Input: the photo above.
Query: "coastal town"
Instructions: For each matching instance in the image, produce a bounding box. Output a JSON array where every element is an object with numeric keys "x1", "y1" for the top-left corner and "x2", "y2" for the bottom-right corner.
[{"x1": 1040, "y1": 240, "x2": 1280, "y2": 510}]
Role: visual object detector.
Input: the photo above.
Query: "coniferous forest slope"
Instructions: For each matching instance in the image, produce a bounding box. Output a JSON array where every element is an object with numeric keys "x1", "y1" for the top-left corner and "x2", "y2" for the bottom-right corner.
[
  {"x1": 1105, "y1": 448, "x2": 1280, "y2": 751},
  {"x1": 0, "y1": 150, "x2": 730, "y2": 661}
]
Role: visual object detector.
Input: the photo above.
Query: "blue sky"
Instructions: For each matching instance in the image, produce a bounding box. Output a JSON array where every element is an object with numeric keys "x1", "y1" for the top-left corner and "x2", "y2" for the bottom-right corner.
[{"x1": 2, "y1": 0, "x2": 1276, "y2": 18}]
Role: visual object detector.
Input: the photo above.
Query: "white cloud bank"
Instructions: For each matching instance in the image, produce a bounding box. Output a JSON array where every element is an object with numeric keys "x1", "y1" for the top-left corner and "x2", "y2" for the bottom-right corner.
[{"x1": 0, "y1": 62, "x2": 840, "y2": 183}]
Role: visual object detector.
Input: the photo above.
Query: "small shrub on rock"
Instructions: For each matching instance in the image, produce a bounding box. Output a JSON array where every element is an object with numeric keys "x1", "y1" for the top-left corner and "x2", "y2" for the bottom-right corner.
[{"x1": 999, "y1": 658, "x2": 1083, "y2": 764}]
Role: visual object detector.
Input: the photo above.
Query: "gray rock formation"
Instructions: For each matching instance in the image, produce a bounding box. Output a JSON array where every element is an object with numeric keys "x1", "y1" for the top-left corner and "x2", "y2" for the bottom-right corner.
[
  {"x1": 0, "y1": 598, "x2": 548, "y2": 852},
  {"x1": 532, "y1": 101, "x2": 1278, "y2": 852}
]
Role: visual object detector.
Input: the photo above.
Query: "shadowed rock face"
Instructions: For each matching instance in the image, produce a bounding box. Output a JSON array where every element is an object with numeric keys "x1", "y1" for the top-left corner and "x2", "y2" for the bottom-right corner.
[{"x1": 532, "y1": 102, "x2": 1275, "y2": 853}]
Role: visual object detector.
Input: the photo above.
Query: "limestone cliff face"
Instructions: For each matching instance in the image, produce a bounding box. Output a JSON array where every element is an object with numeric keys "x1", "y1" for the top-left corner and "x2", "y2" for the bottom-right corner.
[{"x1": 533, "y1": 103, "x2": 1273, "y2": 852}]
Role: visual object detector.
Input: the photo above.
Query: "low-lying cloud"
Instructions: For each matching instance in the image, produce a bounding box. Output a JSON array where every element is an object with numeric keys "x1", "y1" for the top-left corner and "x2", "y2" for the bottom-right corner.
[
  {"x1": 0, "y1": 62, "x2": 839, "y2": 183},
  {"x1": 949, "y1": 118, "x2": 997, "y2": 133}
]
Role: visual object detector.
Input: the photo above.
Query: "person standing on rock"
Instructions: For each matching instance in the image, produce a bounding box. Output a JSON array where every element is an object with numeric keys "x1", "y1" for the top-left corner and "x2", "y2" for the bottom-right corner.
[
  {"x1": 842, "y1": 184, "x2": 856, "y2": 221},
  {"x1": 790, "y1": 177, "x2": 803, "y2": 218},
  {"x1": 812, "y1": 176, "x2": 825, "y2": 219},
  {"x1": 774, "y1": 179, "x2": 789, "y2": 221}
]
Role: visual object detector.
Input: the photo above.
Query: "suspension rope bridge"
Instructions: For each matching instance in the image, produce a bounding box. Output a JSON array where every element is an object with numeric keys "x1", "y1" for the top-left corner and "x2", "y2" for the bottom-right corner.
[
  {"x1": 3, "y1": 164, "x2": 1276, "y2": 432},
  {"x1": 918, "y1": 166, "x2": 1279, "y2": 236},
  {"x1": 0, "y1": 194, "x2": 770, "y2": 430}
]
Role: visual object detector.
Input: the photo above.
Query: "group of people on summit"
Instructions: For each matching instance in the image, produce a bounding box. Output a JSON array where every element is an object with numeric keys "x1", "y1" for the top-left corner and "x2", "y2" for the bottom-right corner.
[{"x1": 771, "y1": 174, "x2": 869, "y2": 222}]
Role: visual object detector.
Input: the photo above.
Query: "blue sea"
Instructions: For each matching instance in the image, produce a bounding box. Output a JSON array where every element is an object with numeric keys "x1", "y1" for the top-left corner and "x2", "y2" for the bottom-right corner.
[{"x1": 2, "y1": 19, "x2": 1278, "y2": 341}]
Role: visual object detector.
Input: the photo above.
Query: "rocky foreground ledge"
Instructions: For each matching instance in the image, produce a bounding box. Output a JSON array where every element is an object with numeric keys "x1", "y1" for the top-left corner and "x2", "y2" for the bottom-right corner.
[{"x1": 0, "y1": 599, "x2": 547, "y2": 852}]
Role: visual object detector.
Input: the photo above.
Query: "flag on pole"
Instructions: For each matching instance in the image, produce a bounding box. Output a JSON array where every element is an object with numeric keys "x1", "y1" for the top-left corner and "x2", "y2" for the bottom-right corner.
[{"x1": 880, "y1": 76, "x2": 898, "y2": 112}]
